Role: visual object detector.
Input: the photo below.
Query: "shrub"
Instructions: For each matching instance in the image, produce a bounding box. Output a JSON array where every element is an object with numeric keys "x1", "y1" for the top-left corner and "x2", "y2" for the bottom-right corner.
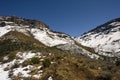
[
  {"x1": 55, "y1": 55, "x2": 63, "y2": 60},
  {"x1": 22, "y1": 59, "x2": 31, "y2": 67},
  {"x1": 22, "y1": 77, "x2": 31, "y2": 80},
  {"x1": 115, "y1": 59, "x2": 120, "y2": 66},
  {"x1": 0, "y1": 57, "x2": 3, "y2": 62},
  {"x1": 95, "y1": 71, "x2": 112, "y2": 80},
  {"x1": 22, "y1": 57, "x2": 40, "y2": 67},
  {"x1": 30, "y1": 57, "x2": 40, "y2": 64},
  {"x1": 42, "y1": 59, "x2": 51, "y2": 68},
  {"x1": 8, "y1": 52, "x2": 16, "y2": 61},
  {"x1": 0, "y1": 22, "x2": 6, "y2": 27}
]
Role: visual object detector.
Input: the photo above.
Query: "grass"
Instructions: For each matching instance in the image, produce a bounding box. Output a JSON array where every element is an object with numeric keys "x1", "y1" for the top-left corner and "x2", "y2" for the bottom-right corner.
[
  {"x1": 42, "y1": 59, "x2": 51, "y2": 68},
  {"x1": 40, "y1": 52, "x2": 120, "y2": 80},
  {"x1": 0, "y1": 31, "x2": 47, "y2": 56},
  {"x1": 1, "y1": 43, "x2": 119, "y2": 80}
]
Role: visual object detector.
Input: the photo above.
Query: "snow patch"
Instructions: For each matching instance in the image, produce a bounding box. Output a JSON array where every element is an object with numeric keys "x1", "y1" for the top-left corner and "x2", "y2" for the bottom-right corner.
[
  {"x1": 31, "y1": 28, "x2": 72, "y2": 47},
  {"x1": 0, "y1": 65, "x2": 10, "y2": 80},
  {"x1": 0, "y1": 51, "x2": 42, "y2": 80},
  {"x1": 48, "y1": 76, "x2": 53, "y2": 80}
]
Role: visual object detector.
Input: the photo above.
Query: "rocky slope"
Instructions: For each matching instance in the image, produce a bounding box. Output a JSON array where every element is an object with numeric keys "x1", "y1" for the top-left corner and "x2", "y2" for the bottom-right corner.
[{"x1": 76, "y1": 18, "x2": 120, "y2": 58}]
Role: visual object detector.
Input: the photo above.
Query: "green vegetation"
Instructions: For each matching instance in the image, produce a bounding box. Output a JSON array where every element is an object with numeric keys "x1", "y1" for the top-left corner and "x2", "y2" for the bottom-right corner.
[
  {"x1": 0, "y1": 31, "x2": 46, "y2": 57},
  {"x1": 95, "y1": 71, "x2": 112, "y2": 80},
  {"x1": 40, "y1": 53, "x2": 120, "y2": 80},
  {"x1": 115, "y1": 59, "x2": 120, "y2": 66},
  {"x1": 22, "y1": 57, "x2": 40, "y2": 67},
  {"x1": 42, "y1": 59, "x2": 51, "y2": 68},
  {"x1": 8, "y1": 52, "x2": 16, "y2": 61},
  {"x1": 30, "y1": 57, "x2": 40, "y2": 64},
  {"x1": 22, "y1": 59, "x2": 31, "y2": 67}
]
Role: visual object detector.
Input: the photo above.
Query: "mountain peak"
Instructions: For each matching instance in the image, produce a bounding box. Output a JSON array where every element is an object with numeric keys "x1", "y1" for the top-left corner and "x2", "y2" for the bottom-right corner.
[{"x1": 84, "y1": 18, "x2": 120, "y2": 35}]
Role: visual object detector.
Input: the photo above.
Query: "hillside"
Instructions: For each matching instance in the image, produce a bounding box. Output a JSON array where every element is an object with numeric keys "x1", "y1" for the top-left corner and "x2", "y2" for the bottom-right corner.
[{"x1": 0, "y1": 16, "x2": 120, "y2": 80}]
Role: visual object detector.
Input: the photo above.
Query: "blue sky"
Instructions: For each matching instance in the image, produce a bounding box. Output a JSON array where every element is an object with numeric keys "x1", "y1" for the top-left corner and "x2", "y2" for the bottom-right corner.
[{"x1": 0, "y1": 0, "x2": 120, "y2": 36}]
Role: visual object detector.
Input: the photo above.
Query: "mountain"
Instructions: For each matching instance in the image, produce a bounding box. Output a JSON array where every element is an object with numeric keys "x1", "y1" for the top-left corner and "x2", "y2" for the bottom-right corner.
[
  {"x1": 0, "y1": 16, "x2": 73, "y2": 47},
  {"x1": 1, "y1": 16, "x2": 120, "y2": 80},
  {"x1": 0, "y1": 16, "x2": 104, "y2": 80},
  {"x1": 76, "y1": 18, "x2": 120, "y2": 58},
  {"x1": 0, "y1": 16, "x2": 99, "y2": 58}
]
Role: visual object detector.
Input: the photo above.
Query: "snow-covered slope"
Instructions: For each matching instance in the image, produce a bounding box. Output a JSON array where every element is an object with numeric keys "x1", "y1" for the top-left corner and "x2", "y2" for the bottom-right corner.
[
  {"x1": 0, "y1": 16, "x2": 102, "y2": 59},
  {"x1": 30, "y1": 28, "x2": 73, "y2": 47},
  {"x1": 76, "y1": 18, "x2": 120, "y2": 57},
  {"x1": 0, "y1": 16, "x2": 73, "y2": 47},
  {"x1": 0, "y1": 51, "x2": 48, "y2": 80}
]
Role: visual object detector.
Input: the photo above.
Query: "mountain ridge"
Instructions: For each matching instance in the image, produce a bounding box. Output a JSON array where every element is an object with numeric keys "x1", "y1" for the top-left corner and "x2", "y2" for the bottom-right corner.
[{"x1": 76, "y1": 17, "x2": 120, "y2": 58}]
